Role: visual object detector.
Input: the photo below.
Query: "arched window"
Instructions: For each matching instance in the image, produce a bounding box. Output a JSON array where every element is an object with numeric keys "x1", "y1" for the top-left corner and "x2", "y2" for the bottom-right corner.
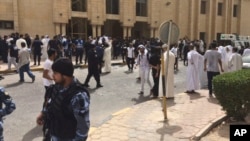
[
  {"x1": 72, "y1": 0, "x2": 87, "y2": 12},
  {"x1": 136, "y1": 0, "x2": 147, "y2": 17},
  {"x1": 106, "y1": 0, "x2": 119, "y2": 14}
]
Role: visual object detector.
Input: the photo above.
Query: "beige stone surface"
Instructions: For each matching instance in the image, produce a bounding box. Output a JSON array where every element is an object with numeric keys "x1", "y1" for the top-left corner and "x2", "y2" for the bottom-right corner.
[
  {"x1": 87, "y1": 90, "x2": 226, "y2": 141},
  {"x1": 1, "y1": 0, "x2": 250, "y2": 42}
]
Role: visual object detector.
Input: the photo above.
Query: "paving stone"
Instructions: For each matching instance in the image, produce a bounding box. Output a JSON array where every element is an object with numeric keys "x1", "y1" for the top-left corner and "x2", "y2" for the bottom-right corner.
[{"x1": 88, "y1": 90, "x2": 226, "y2": 140}]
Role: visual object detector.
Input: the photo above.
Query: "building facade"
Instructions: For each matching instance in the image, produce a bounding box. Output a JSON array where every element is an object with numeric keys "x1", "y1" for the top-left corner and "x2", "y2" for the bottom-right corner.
[{"x1": 1, "y1": 0, "x2": 250, "y2": 43}]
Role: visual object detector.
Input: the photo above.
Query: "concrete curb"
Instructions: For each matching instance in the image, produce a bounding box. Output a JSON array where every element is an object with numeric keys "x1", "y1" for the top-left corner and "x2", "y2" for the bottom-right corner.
[
  {"x1": 88, "y1": 107, "x2": 132, "y2": 136},
  {"x1": 111, "y1": 107, "x2": 132, "y2": 116},
  {"x1": 191, "y1": 114, "x2": 228, "y2": 141}
]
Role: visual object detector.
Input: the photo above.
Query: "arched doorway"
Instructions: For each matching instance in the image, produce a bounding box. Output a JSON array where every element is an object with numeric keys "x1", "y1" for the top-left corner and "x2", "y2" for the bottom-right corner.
[
  {"x1": 103, "y1": 20, "x2": 123, "y2": 38},
  {"x1": 132, "y1": 22, "x2": 150, "y2": 39},
  {"x1": 66, "y1": 17, "x2": 89, "y2": 39}
]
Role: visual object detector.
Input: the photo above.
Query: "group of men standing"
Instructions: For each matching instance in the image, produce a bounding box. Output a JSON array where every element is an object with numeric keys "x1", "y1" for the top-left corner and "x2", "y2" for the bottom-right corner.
[
  {"x1": 186, "y1": 41, "x2": 244, "y2": 97},
  {"x1": 128, "y1": 37, "x2": 245, "y2": 100}
]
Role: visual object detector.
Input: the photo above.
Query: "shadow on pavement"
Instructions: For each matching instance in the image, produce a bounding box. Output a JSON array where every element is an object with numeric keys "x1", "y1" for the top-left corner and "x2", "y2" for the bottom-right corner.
[
  {"x1": 85, "y1": 87, "x2": 96, "y2": 94},
  {"x1": 4, "y1": 82, "x2": 23, "y2": 88},
  {"x1": 156, "y1": 98, "x2": 176, "y2": 108},
  {"x1": 100, "y1": 72, "x2": 111, "y2": 76},
  {"x1": 131, "y1": 94, "x2": 151, "y2": 104},
  {"x1": 123, "y1": 71, "x2": 133, "y2": 74},
  {"x1": 22, "y1": 126, "x2": 43, "y2": 141},
  {"x1": 156, "y1": 120, "x2": 182, "y2": 141},
  {"x1": 187, "y1": 93, "x2": 206, "y2": 100},
  {"x1": 207, "y1": 97, "x2": 220, "y2": 105}
]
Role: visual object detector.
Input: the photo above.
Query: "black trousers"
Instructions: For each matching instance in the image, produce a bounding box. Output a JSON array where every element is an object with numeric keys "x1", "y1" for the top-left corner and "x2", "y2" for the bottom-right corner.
[
  {"x1": 34, "y1": 53, "x2": 41, "y2": 65},
  {"x1": 84, "y1": 67, "x2": 101, "y2": 85},
  {"x1": 75, "y1": 48, "x2": 84, "y2": 64},
  {"x1": 183, "y1": 54, "x2": 188, "y2": 66},
  {"x1": 151, "y1": 69, "x2": 160, "y2": 96},
  {"x1": 84, "y1": 49, "x2": 89, "y2": 64},
  {"x1": 207, "y1": 71, "x2": 220, "y2": 95},
  {"x1": 126, "y1": 57, "x2": 134, "y2": 70}
]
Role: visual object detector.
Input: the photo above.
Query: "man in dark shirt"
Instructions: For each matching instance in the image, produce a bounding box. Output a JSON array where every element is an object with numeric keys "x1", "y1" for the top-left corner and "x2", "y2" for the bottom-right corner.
[
  {"x1": 84, "y1": 37, "x2": 93, "y2": 65},
  {"x1": 24, "y1": 33, "x2": 32, "y2": 48},
  {"x1": 183, "y1": 43, "x2": 189, "y2": 66},
  {"x1": 149, "y1": 48, "x2": 161, "y2": 98},
  {"x1": 48, "y1": 35, "x2": 62, "y2": 60},
  {"x1": 83, "y1": 44, "x2": 103, "y2": 88},
  {"x1": 95, "y1": 43, "x2": 104, "y2": 74},
  {"x1": 32, "y1": 35, "x2": 43, "y2": 65},
  {"x1": 1, "y1": 36, "x2": 9, "y2": 63},
  {"x1": 8, "y1": 40, "x2": 18, "y2": 71}
]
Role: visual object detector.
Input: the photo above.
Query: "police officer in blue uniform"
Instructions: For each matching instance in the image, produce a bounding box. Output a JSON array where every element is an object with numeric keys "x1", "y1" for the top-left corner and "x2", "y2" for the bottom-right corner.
[
  {"x1": 0, "y1": 86, "x2": 16, "y2": 141},
  {"x1": 83, "y1": 44, "x2": 103, "y2": 88},
  {"x1": 75, "y1": 37, "x2": 84, "y2": 65}
]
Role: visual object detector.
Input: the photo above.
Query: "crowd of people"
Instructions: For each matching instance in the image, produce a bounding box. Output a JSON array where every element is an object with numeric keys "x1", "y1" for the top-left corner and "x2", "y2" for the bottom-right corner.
[{"x1": 0, "y1": 31, "x2": 249, "y2": 140}]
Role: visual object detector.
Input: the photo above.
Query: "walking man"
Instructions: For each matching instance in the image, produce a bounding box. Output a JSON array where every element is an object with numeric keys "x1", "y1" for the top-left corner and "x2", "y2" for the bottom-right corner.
[
  {"x1": 43, "y1": 48, "x2": 57, "y2": 90},
  {"x1": 18, "y1": 42, "x2": 35, "y2": 83},
  {"x1": 83, "y1": 44, "x2": 103, "y2": 88},
  {"x1": 126, "y1": 43, "x2": 135, "y2": 72},
  {"x1": 135, "y1": 45, "x2": 152, "y2": 95},
  {"x1": 204, "y1": 42, "x2": 224, "y2": 97}
]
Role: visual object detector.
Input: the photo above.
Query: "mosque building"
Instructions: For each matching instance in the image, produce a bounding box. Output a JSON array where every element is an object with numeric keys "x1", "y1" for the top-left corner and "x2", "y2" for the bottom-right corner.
[{"x1": 0, "y1": 0, "x2": 250, "y2": 43}]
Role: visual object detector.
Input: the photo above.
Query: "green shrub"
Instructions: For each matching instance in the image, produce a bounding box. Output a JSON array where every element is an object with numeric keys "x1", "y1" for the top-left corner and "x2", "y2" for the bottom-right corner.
[{"x1": 213, "y1": 69, "x2": 250, "y2": 121}]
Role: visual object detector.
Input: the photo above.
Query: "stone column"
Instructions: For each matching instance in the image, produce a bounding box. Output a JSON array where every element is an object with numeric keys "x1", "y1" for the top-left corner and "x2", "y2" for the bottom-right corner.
[
  {"x1": 61, "y1": 24, "x2": 66, "y2": 35},
  {"x1": 224, "y1": 0, "x2": 229, "y2": 33},
  {"x1": 207, "y1": 0, "x2": 213, "y2": 43},
  {"x1": 150, "y1": 28, "x2": 154, "y2": 38},
  {"x1": 128, "y1": 27, "x2": 132, "y2": 38},
  {"x1": 155, "y1": 28, "x2": 159, "y2": 38},
  {"x1": 55, "y1": 24, "x2": 60, "y2": 35},
  {"x1": 92, "y1": 25, "x2": 97, "y2": 38},
  {"x1": 123, "y1": 27, "x2": 128, "y2": 39},
  {"x1": 13, "y1": 0, "x2": 19, "y2": 32},
  {"x1": 97, "y1": 25, "x2": 102, "y2": 37}
]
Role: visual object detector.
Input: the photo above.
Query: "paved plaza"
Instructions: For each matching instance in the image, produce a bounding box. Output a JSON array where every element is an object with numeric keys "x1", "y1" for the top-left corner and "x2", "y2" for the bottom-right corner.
[{"x1": 0, "y1": 59, "x2": 231, "y2": 141}]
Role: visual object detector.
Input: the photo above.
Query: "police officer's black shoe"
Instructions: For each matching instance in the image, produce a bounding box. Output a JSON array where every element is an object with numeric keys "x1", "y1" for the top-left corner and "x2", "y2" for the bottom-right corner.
[
  {"x1": 96, "y1": 84, "x2": 103, "y2": 88},
  {"x1": 138, "y1": 91, "x2": 144, "y2": 95}
]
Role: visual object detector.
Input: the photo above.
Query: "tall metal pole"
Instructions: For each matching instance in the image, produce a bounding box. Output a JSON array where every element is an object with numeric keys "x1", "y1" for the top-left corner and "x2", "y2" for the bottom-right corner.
[{"x1": 162, "y1": 20, "x2": 172, "y2": 120}]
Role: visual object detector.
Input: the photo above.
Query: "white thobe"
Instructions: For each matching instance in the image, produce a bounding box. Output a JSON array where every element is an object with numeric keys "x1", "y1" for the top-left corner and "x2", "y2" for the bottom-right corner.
[
  {"x1": 225, "y1": 45, "x2": 233, "y2": 72},
  {"x1": 228, "y1": 53, "x2": 243, "y2": 72},
  {"x1": 103, "y1": 43, "x2": 112, "y2": 72},
  {"x1": 186, "y1": 50, "x2": 203, "y2": 91},
  {"x1": 159, "y1": 51, "x2": 175, "y2": 98},
  {"x1": 218, "y1": 46, "x2": 228, "y2": 73},
  {"x1": 41, "y1": 38, "x2": 50, "y2": 60},
  {"x1": 136, "y1": 52, "x2": 152, "y2": 92}
]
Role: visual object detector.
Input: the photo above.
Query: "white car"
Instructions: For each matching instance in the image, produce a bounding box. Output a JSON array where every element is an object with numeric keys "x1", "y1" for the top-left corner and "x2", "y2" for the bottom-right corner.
[{"x1": 242, "y1": 55, "x2": 250, "y2": 69}]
